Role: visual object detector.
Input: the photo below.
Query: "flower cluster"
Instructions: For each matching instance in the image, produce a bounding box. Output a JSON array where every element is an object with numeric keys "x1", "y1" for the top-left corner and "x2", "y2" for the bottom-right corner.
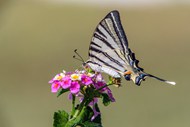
[
  {"x1": 49, "y1": 69, "x2": 116, "y2": 125},
  {"x1": 49, "y1": 70, "x2": 115, "y2": 102}
]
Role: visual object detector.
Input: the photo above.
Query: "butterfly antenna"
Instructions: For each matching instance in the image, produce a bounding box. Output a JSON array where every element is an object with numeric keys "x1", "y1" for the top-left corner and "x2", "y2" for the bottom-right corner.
[
  {"x1": 74, "y1": 49, "x2": 85, "y2": 63},
  {"x1": 73, "y1": 55, "x2": 83, "y2": 62}
]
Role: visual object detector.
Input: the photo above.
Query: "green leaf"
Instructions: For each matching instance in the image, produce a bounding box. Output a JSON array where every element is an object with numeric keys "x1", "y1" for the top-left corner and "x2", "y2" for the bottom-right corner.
[
  {"x1": 53, "y1": 110, "x2": 69, "y2": 127},
  {"x1": 57, "y1": 88, "x2": 69, "y2": 97},
  {"x1": 101, "y1": 93, "x2": 111, "y2": 106}
]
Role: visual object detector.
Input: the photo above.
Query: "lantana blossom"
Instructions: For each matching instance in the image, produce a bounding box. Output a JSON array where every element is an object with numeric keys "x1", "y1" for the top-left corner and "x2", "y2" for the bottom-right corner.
[
  {"x1": 71, "y1": 73, "x2": 81, "y2": 81},
  {"x1": 51, "y1": 82, "x2": 61, "y2": 93},
  {"x1": 49, "y1": 69, "x2": 116, "y2": 121},
  {"x1": 94, "y1": 80, "x2": 115, "y2": 102},
  {"x1": 49, "y1": 72, "x2": 65, "y2": 92},
  {"x1": 81, "y1": 74, "x2": 93, "y2": 85},
  {"x1": 95, "y1": 73, "x2": 104, "y2": 82},
  {"x1": 54, "y1": 73, "x2": 65, "y2": 80},
  {"x1": 70, "y1": 81, "x2": 80, "y2": 94},
  {"x1": 61, "y1": 76, "x2": 71, "y2": 89}
]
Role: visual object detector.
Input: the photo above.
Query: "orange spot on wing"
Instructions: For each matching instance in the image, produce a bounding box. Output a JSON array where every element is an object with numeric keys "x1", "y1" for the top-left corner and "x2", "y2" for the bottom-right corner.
[{"x1": 124, "y1": 71, "x2": 132, "y2": 75}]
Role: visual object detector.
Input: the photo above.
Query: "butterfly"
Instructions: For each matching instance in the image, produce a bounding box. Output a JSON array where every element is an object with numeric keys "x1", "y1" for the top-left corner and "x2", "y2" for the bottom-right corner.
[{"x1": 83, "y1": 10, "x2": 175, "y2": 86}]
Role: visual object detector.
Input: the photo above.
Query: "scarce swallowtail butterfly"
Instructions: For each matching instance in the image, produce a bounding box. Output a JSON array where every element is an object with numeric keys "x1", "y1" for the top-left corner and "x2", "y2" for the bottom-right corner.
[{"x1": 84, "y1": 10, "x2": 176, "y2": 86}]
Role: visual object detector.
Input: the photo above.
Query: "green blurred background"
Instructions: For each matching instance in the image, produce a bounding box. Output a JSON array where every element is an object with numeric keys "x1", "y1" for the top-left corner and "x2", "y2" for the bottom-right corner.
[{"x1": 0, "y1": 0, "x2": 190, "y2": 127}]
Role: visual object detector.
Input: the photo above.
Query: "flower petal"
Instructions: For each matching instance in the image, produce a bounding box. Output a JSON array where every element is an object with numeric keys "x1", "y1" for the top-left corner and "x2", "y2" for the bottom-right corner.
[
  {"x1": 71, "y1": 74, "x2": 81, "y2": 81},
  {"x1": 51, "y1": 83, "x2": 61, "y2": 93},
  {"x1": 61, "y1": 76, "x2": 71, "y2": 89},
  {"x1": 107, "y1": 88, "x2": 115, "y2": 102},
  {"x1": 81, "y1": 74, "x2": 93, "y2": 85},
  {"x1": 68, "y1": 93, "x2": 73, "y2": 100},
  {"x1": 94, "y1": 81, "x2": 106, "y2": 91},
  {"x1": 48, "y1": 79, "x2": 54, "y2": 84},
  {"x1": 96, "y1": 73, "x2": 104, "y2": 82},
  {"x1": 91, "y1": 102, "x2": 100, "y2": 121},
  {"x1": 70, "y1": 81, "x2": 80, "y2": 94}
]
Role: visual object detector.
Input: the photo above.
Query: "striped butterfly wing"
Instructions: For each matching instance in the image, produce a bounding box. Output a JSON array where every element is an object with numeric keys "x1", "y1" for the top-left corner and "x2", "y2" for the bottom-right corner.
[
  {"x1": 89, "y1": 10, "x2": 129, "y2": 58},
  {"x1": 87, "y1": 11, "x2": 128, "y2": 76},
  {"x1": 87, "y1": 10, "x2": 140, "y2": 81},
  {"x1": 86, "y1": 10, "x2": 176, "y2": 86}
]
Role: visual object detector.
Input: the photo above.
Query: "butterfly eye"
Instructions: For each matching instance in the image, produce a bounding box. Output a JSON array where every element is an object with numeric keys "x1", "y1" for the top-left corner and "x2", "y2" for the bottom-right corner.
[{"x1": 82, "y1": 63, "x2": 87, "y2": 67}]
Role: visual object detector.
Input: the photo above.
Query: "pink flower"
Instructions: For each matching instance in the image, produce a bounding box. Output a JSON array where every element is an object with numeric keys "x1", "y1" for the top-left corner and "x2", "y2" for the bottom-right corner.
[
  {"x1": 49, "y1": 72, "x2": 65, "y2": 87},
  {"x1": 48, "y1": 79, "x2": 54, "y2": 84},
  {"x1": 81, "y1": 74, "x2": 93, "y2": 85},
  {"x1": 68, "y1": 93, "x2": 73, "y2": 100},
  {"x1": 94, "y1": 81, "x2": 107, "y2": 91},
  {"x1": 51, "y1": 82, "x2": 61, "y2": 93},
  {"x1": 106, "y1": 88, "x2": 115, "y2": 102},
  {"x1": 94, "y1": 82, "x2": 115, "y2": 102},
  {"x1": 95, "y1": 73, "x2": 104, "y2": 82},
  {"x1": 61, "y1": 76, "x2": 71, "y2": 89},
  {"x1": 91, "y1": 106, "x2": 100, "y2": 121},
  {"x1": 89, "y1": 98, "x2": 98, "y2": 106},
  {"x1": 70, "y1": 81, "x2": 80, "y2": 94},
  {"x1": 90, "y1": 98, "x2": 100, "y2": 121}
]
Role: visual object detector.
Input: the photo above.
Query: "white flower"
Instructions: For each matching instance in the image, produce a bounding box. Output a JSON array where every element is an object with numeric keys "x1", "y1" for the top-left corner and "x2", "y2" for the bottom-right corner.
[
  {"x1": 54, "y1": 73, "x2": 65, "y2": 80},
  {"x1": 70, "y1": 73, "x2": 81, "y2": 81}
]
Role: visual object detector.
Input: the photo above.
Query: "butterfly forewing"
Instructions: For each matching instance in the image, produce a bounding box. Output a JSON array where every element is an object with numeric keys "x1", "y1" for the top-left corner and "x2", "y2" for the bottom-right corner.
[
  {"x1": 89, "y1": 11, "x2": 129, "y2": 56},
  {"x1": 87, "y1": 10, "x2": 139, "y2": 80}
]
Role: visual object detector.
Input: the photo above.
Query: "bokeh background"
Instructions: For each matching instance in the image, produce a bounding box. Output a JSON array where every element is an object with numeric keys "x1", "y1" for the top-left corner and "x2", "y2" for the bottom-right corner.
[{"x1": 0, "y1": 0, "x2": 190, "y2": 127}]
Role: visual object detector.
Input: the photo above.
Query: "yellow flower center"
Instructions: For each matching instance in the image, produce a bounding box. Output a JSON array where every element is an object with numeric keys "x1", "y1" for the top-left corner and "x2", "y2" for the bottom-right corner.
[
  {"x1": 71, "y1": 74, "x2": 81, "y2": 80},
  {"x1": 57, "y1": 75, "x2": 62, "y2": 80},
  {"x1": 73, "y1": 75, "x2": 79, "y2": 79}
]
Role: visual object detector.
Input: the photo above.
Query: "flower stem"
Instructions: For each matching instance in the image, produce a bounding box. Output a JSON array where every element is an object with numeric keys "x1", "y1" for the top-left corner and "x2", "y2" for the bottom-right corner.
[
  {"x1": 71, "y1": 97, "x2": 86, "y2": 120},
  {"x1": 70, "y1": 94, "x2": 76, "y2": 118}
]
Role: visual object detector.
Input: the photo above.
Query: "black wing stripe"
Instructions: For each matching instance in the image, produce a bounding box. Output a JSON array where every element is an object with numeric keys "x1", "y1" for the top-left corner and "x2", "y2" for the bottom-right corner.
[
  {"x1": 86, "y1": 61, "x2": 101, "y2": 66},
  {"x1": 89, "y1": 47, "x2": 128, "y2": 71},
  {"x1": 89, "y1": 54, "x2": 121, "y2": 72},
  {"x1": 110, "y1": 11, "x2": 128, "y2": 52},
  {"x1": 90, "y1": 41, "x2": 101, "y2": 48},
  {"x1": 86, "y1": 61, "x2": 121, "y2": 78},
  {"x1": 90, "y1": 48, "x2": 125, "y2": 71},
  {"x1": 98, "y1": 24, "x2": 120, "y2": 49},
  {"x1": 92, "y1": 33, "x2": 115, "y2": 49},
  {"x1": 114, "y1": 50, "x2": 128, "y2": 65},
  {"x1": 90, "y1": 46, "x2": 124, "y2": 67},
  {"x1": 110, "y1": 15, "x2": 127, "y2": 55},
  {"x1": 96, "y1": 26, "x2": 107, "y2": 39}
]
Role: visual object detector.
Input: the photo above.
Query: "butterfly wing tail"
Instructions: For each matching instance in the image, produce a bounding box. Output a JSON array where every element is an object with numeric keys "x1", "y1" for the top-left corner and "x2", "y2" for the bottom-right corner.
[
  {"x1": 134, "y1": 72, "x2": 176, "y2": 86},
  {"x1": 146, "y1": 74, "x2": 176, "y2": 85}
]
